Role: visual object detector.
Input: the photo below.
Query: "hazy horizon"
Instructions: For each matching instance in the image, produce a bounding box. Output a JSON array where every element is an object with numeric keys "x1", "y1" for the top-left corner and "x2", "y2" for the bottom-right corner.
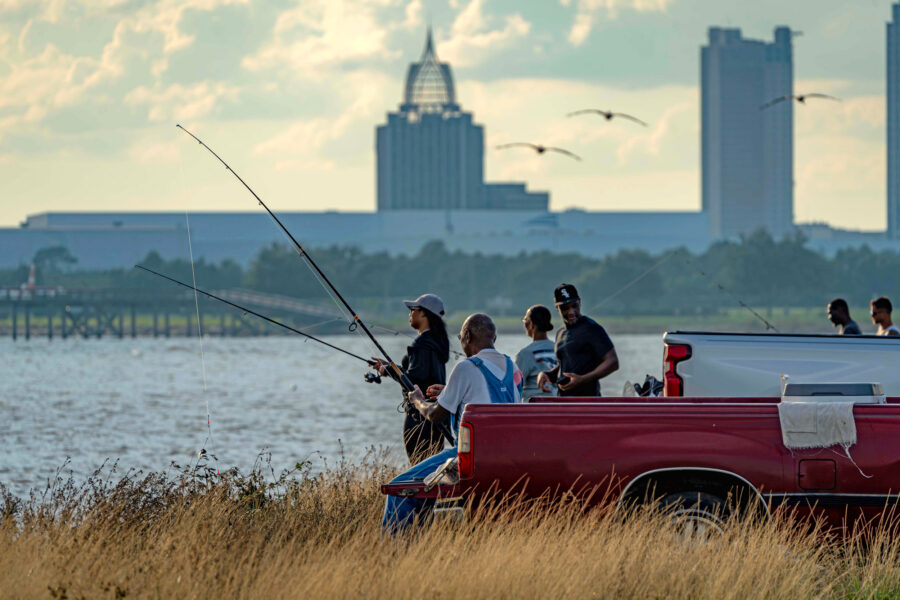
[{"x1": 0, "y1": 0, "x2": 892, "y2": 230}]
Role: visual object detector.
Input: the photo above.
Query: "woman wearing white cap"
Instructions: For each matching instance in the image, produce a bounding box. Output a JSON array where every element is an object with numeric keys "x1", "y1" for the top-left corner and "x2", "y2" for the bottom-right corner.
[{"x1": 372, "y1": 293, "x2": 450, "y2": 464}]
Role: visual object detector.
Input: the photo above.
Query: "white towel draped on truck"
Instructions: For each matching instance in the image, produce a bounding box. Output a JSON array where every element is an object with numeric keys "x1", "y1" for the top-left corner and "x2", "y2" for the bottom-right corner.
[{"x1": 777, "y1": 401, "x2": 857, "y2": 451}]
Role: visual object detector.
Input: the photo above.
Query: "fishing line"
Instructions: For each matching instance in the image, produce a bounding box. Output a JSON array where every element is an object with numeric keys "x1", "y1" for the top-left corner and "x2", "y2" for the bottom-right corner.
[
  {"x1": 297, "y1": 316, "x2": 344, "y2": 331},
  {"x1": 186, "y1": 212, "x2": 218, "y2": 472},
  {"x1": 685, "y1": 256, "x2": 779, "y2": 332},
  {"x1": 587, "y1": 249, "x2": 778, "y2": 332},
  {"x1": 178, "y1": 153, "x2": 219, "y2": 474},
  {"x1": 371, "y1": 322, "x2": 465, "y2": 360},
  {"x1": 136, "y1": 265, "x2": 376, "y2": 365},
  {"x1": 593, "y1": 251, "x2": 675, "y2": 310},
  {"x1": 304, "y1": 262, "x2": 356, "y2": 330}
]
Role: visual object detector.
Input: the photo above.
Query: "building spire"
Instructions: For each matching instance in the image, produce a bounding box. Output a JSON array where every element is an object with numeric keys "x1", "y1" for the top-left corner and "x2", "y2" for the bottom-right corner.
[
  {"x1": 422, "y1": 25, "x2": 436, "y2": 61},
  {"x1": 404, "y1": 26, "x2": 456, "y2": 108}
]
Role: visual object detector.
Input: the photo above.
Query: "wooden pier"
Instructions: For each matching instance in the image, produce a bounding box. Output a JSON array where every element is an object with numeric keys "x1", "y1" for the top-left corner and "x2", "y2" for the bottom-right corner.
[{"x1": 0, "y1": 287, "x2": 344, "y2": 340}]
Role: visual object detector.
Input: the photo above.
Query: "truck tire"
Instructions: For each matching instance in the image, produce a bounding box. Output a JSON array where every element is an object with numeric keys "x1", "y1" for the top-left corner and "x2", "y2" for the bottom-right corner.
[{"x1": 659, "y1": 491, "x2": 727, "y2": 542}]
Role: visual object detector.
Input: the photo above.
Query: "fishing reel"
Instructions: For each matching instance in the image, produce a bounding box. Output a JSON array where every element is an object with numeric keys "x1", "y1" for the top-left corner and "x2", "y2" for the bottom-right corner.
[{"x1": 364, "y1": 371, "x2": 382, "y2": 385}]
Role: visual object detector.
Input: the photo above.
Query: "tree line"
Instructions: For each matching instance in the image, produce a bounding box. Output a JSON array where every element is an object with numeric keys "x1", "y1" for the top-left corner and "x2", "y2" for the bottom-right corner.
[{"x1": 2, "y1": 230, "x2": 897, "y2": 317}]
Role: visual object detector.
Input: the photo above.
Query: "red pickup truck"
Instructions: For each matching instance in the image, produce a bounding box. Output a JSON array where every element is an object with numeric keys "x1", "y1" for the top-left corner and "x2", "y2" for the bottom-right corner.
[{"x1": 382, "y1": 394, "x2": 900, "y2": 531}]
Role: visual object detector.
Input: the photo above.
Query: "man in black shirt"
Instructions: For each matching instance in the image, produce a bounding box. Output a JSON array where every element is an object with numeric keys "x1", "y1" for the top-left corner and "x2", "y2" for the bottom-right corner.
[
  {"x1": 827, "y1": 298, "x2": 861, "y2": 335},
  {"x1": 537, "y1": 283, "x2": 619, "y2": 397}
]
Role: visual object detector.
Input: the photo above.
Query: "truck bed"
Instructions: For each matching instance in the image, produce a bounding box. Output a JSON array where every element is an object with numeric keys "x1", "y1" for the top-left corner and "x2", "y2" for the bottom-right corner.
[
  {"x1": 383, "y1": 399, "x2": 900, "y2": 529},
  {"x1": 663, "y1": 331, "x2": 900, "y2": 397}
]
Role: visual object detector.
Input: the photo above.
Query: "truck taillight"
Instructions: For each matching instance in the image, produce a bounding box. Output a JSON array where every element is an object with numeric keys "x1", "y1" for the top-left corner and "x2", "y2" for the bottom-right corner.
[
  {"x1": 457, "y1": 423, "x2": 474, "y2": 479},
  {"x1": 663, "y1": 343, "x2": 692, "y2": 396}
]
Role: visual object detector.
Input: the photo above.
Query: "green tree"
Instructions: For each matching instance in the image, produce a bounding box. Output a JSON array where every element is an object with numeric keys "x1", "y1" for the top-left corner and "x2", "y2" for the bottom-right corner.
[{"x1": 33, "y1": 246, "x2": 77, "y2": 274}]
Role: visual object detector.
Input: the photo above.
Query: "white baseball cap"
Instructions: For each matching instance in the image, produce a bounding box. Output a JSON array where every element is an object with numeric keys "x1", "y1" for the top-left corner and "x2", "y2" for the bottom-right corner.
[{"x1": 403, "y1": 293, "x2": 445, "y2": 316}]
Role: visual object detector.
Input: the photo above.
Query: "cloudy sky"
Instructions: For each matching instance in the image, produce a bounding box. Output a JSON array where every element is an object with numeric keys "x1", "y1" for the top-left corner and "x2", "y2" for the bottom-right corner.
[{"x1": 0, "y1": 0, "x2": 893, "y2": 229}]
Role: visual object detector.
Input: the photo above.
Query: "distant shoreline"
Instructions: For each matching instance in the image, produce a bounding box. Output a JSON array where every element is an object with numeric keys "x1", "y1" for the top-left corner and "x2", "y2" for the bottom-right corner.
[{"x1": 0, "y1": 306, "x2": 851, "y2": 339}]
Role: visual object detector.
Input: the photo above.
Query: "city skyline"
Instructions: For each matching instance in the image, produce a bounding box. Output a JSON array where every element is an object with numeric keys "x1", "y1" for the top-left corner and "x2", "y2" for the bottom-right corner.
[{"x1": 0, "y1": 1, "x2": 892, "y2": 230}]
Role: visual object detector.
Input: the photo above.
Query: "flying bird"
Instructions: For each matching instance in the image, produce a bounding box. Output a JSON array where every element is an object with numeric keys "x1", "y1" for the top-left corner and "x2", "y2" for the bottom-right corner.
[
  {"x1": 566, "y1": 109, "x2": 648, "y2": 127},
  {"x1": 495, "y1": 143, "x2": 582, "y2": 161},
  {"x1": 760, "y1": 93, "x2": 841, "y2": 110}
]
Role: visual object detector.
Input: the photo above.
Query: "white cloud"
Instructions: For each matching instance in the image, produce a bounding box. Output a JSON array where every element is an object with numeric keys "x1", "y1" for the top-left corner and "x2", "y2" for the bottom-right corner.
[
  {"x1": 16, "y1": 17, "x2": 30, "y2": 52},
  {"x1": 616, "y1": 101, "x2": 692, "y2": 164},
  {"x1": 438, "y1": 0, "x2": 531, "y2": 67},
  {"x1": 792, "y1": 79, "x2": 883, "y2": 134},
  {"x1": 562, "y1": 0, "x2": 674, "y2": 46},
  {"x1": 125, "y1": 81, "x2": 240, "y2": 122},
  {"x1": 0, "y1": 0, "x2": 248, "y2": 141},
  {"x1": 791, "y1": 80, "x2": 887, "y2": 230},
  {"x1": 129, "y1": 139, "x2": 181, "y2": 164},
  {"x1": 403, "y1": 0, "x2": 422, "y2": 29},
  {"x1": 252, "y1": 70, "x2": 393, "y2": 171},
  {"x1": 567, "y1": 13, "x2": 591, "y2": 46},
  {"x1": 0, "y1": 40, "x2": 111, "y2": 141},
  {"x1": 242, "y1": 0, "x2": 401, "y2": 76}
]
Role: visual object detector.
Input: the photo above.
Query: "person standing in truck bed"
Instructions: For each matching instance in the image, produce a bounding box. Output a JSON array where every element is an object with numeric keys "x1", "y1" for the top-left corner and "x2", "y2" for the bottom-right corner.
[
  {"x1": 537, "y1": 283, "x2": 619, "y2": 397},
  {"x1": 827, "y1": 298, "x2": 861, "y2": 335},
  {"x1": 871, "y1": 297, "x2": 900, "y2": 336}
]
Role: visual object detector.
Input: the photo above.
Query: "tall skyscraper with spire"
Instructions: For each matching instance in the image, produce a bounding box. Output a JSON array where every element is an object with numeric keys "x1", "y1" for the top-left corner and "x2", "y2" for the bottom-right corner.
[
  {"x1": 888, "y1": 4, "x2": 900, "y2": 238},
  {"x1": 701, "y1": 27, "x2": 794, "y2": 239},
  {"x1": 376, "y1": 29, "x2": 548, "y2": 211}
]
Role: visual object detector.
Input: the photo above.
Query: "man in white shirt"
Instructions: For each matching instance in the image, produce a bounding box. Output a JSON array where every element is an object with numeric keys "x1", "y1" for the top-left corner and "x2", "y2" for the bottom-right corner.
[
  {"x1": 382, "y1": 313, "x2": 523, "y2": 532},
  {"x1": 871, "y1": 296, "x2": 900, "y2": 336}
]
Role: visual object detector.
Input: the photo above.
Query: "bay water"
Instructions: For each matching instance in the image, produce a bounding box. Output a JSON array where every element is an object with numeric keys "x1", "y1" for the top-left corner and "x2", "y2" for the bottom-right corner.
[{"x1": 1, "y1": 333, "x2": 662, "y2": 497}]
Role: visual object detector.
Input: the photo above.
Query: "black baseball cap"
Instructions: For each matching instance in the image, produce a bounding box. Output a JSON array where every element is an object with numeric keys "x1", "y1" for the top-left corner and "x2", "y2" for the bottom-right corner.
[{"x1": 554, "y1": 283, "x2": 580, "y2": 306}]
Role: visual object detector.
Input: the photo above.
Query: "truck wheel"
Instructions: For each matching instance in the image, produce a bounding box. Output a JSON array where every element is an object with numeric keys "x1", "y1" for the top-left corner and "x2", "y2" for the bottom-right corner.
[{"x1": 659, "y1": 491, "x2": 727, "y2": 543}]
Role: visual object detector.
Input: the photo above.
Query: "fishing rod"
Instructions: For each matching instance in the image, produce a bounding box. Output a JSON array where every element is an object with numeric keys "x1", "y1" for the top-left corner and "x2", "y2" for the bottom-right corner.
[
  {"x1": 176, "y1": 125, "x2": 456, "y2": 444},
  {"x1": 176, "y1": 125, "x2": 414, "y2": 387},
  {"x1": 135, "y1": 265, "x2": 382, "y2": 379}
]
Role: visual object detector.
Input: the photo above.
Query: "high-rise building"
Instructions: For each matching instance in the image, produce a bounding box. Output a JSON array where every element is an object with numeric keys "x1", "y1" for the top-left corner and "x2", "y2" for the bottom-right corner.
[
  {"x1": 888, "y1": 4, "x2": 900, "y2": 238},
  {"x1": 376, "y1": 29, "x2": 548, "y2": 211},
  {"x1": 702, "y1": 27, "x2": 794, "y2": 239}
]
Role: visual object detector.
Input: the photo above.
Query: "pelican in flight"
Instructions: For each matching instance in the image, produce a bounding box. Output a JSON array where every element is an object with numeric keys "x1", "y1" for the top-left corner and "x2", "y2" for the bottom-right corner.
[
  {"x1": 760, "y1": 93, "x2": 841, "y2": 110},
  {"x1": 495, "y1": 143, "x2": 582, "y2": 161},
  {"x1": 566, "y1": 109, "x2": 648, "y2": 127}
]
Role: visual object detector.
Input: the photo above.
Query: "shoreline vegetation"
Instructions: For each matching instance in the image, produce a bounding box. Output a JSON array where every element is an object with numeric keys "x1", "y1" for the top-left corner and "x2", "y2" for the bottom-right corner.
[
  {"x1": 2, "y1": 456, "x2": 900, "y2": 598},
  {"x1": 0, "y1": 307, "x2": 844, "y2": 338},
  {"x1": 3, "y1": 231, "x2": 899, "y2": 338}
]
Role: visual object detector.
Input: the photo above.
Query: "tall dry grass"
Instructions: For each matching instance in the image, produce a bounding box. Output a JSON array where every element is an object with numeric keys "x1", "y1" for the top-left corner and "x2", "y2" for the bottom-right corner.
[{"x1": 2, "y1": 453, "x2": 900, "y2": 599}]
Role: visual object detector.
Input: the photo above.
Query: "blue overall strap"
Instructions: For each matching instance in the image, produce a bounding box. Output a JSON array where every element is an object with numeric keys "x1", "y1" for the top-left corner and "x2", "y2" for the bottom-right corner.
[
  {"x1": 468, "y1": 356, "x2": 517, "y2": 404},
  {"x1": 449, "y1": 355, "x2": 517, "y2": 438}
]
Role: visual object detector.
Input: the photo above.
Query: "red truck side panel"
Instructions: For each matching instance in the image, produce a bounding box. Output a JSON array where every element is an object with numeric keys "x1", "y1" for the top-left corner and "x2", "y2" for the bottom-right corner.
[
  {"x1": 381, "y1": 400, "x2": 900, "y2": 529},
  {"x1": 458, "y1": 403, "x2": 788, "y2": 501}
]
